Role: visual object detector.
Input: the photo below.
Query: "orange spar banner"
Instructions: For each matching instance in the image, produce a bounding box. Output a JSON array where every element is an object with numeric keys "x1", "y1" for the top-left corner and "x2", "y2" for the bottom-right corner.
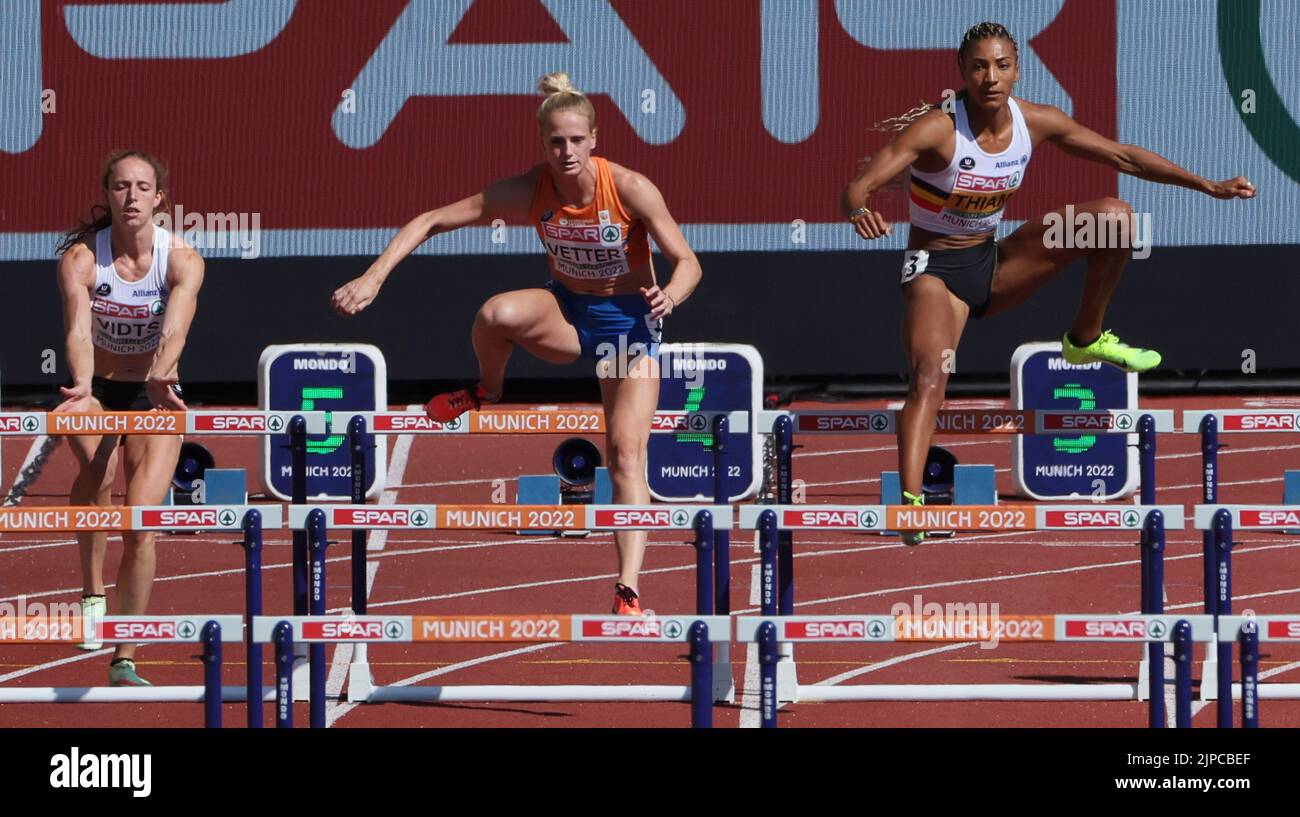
[
  {"x1": 885, "y1": 505, "x2": 1034, "y2": 532},
  {"x1": 933, "y1": 410, "x2": 1031, "y2": 434},
  {"x1": 413, "y1": 615, "x2": 572, "y2": 642},
  {"x1": 0, "y1": 616, "x2": 85, "y2": 643},
  {"x1": 0, "y1": 506, "x2": 130, "y2": 532},
  {"x1": 894, "y1": 615, "x2": 1055, "y2": 642},
  {"x1": 48, "y1": 411, "x2": 184, "y2": 436},
  {"x1": 469, "y1": 410, "x2": 605, "y2": 434},
  {"x1": 435, "y1": 505, "x2": 577, "y2": 530}
]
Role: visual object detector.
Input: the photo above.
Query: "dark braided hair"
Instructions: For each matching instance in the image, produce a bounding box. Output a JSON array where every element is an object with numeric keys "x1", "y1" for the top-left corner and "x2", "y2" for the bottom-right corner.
[{"x1": 871, "y1": 22, "x2": 1019, "y2": 132}]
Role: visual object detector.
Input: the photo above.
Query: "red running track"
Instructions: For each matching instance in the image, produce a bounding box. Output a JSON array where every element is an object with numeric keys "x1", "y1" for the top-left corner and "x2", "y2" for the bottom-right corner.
[{"x1": 1, "y1": 395, "x2": 1298, "y2": 728}]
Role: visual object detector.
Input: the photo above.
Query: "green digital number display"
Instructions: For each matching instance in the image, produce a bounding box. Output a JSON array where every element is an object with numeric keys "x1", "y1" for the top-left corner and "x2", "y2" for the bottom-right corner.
[
  {"x1": 301, "y1": 386, "x2": 345, "y2": 454},
  {"x1": 1053, "y1": 384, "x2": 1096, "y2": 454}
]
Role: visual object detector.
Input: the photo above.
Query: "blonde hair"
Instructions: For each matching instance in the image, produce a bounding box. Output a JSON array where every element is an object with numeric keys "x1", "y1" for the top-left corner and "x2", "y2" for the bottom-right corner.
[{"x1": 536, "y1": 72, "x2": 596, "y2": 129}]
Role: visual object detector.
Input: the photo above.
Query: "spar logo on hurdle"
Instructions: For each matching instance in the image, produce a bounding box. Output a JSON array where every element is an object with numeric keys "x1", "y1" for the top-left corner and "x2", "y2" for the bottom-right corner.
[
  {"x1": 590, "y1": 508, "x2": 689, "y2": 528},
  {"x1": 779, "y1": 508, "x2": 878, "y2": 528},
  {"x1": 333, "y1": 507, "x2": 432, "y2": 528},
  {"x1": 1063, "y1": 618, "x2": 1165, "y2": 639},
  {"x1": 299, "y1": 619, "x2": 406, "y2": 640},
  {"x1": 1240, "y1": 509, "x2": 1300, "y2": 527},
  {"x1": 139, "y1": 508, "x2": 233, "y2": 529},
  {"x1": 1042, "y1": 509, "x2": 1143, "y2": 528},
  {"x1": 192, "y1": 413, "x2": 270, "y2": 432},
  {"x1": 1221, "y1": 413, "x2": 1297, "y2": 431}
]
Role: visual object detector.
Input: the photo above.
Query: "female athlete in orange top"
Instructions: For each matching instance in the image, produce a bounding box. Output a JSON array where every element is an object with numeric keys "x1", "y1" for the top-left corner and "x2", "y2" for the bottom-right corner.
[{"x1": 333, "y1": 73, "x2": 702, "y2": 614}]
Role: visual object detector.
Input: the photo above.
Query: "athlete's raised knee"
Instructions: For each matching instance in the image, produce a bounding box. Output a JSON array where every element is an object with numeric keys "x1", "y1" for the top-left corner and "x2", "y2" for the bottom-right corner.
[{"x1": 475, "y1": 294, "x2": 534, "y2": 333}]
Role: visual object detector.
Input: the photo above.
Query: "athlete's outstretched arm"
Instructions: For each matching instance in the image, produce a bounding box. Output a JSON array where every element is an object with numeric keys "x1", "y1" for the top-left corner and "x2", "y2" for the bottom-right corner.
[
  {"x1": 618, "y1": 172, "x2": 700, "y2": 319},
  {"x1": 841, "y1": 110, "x2": 952, "y2": 240},
  {"x1": 331, "y1": 171, "x2": 535, "y2": 316},
  {"x1": 55, "y1": 246, "x2": 98, "y2": 411},
  {"x1": 1027, "y1": 103, "x2": 1256, "y2": 200},
  {"x1": 146, "y1": 245, "x2": 205, "y2": 410}
]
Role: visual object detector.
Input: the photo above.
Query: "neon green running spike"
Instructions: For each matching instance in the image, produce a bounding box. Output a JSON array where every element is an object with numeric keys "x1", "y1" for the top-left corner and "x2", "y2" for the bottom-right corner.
[
  {"x1": 1061, "y1": 330, "x2": 1161, "y2": 373},
  {"x1": 900, "y1": 490, "x2": 926, "y2": 547}
]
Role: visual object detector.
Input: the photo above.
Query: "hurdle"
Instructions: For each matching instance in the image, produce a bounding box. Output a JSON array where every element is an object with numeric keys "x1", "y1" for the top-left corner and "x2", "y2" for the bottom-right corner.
[
  {"x1": 0, "y1": 615, "x2": 244, "y2": 726},
  {"x1": 285, "y1": 504, "x2": 734, "y2": 705},
  {"x1": 0, "y1": 505, "x2": 279, "y2": 722},
  {"x1": 737, "y1": 614, "x2": 1221, "y2": 727},
  {"x1": 1193, "y1": 506, "x2": 1300, "y2": 727},
  {"x1": 738, "y1": 504, "x2": 1184, "y2": 717},
  {"x1": 750, "y1": 409, "x2": 1176, "y2": 701},
  {"x1": 251, "y1": 614, "x2": 729, "y2": 728},
  {"x1": 1219, "y1": 615, "x2": 1300, "y2": 728},
  {"x1": 335, "y1": 408, "x2": 749, "y2": 703}
]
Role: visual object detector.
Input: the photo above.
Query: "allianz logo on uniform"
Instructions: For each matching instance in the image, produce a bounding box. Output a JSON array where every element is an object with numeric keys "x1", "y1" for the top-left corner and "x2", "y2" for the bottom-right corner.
[
  {"x1": 994, "y1": 159, "x2": 1022, "y2": 168},
  {"x1": 50, "y1": 747, "x2": 151, "y2": 797}
]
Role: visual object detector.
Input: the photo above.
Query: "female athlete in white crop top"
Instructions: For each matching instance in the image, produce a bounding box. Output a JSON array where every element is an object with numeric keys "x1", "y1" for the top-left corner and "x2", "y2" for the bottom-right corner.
[
  {"x1": 841, "y1": 22, "x2": 1255, "y2": 544},
  {"x1": 55, "y1": 151, "x2": 205, "y2": 682}
]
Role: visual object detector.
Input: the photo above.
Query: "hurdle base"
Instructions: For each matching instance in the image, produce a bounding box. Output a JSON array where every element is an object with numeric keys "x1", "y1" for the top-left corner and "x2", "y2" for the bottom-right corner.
[
  {"x1": 292, "y1": 648, "x2": 310, "y2": 702},
  {"x1": 777, "y1": 659, "x2": 799, "y2": 704},
  {"x1": 713, "y1": 642, "x2": 735, "y2": 703},
  {"x1": 1199, "y1": 638, "x2": 1218, "y2": 701},
  {"x1": 347, "y1": 657, "x2": 374, "y2": 703}
]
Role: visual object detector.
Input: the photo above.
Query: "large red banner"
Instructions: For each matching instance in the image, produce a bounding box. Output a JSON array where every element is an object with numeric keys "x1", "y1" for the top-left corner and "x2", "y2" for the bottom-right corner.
[{"x1": 2, "y1": 1, "x2": 1116, "y2": 240}]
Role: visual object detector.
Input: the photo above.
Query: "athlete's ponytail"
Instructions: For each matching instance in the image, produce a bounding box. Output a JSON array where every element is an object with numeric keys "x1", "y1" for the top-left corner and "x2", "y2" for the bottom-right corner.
[{"x1": 57, "y1": 150, "x2": 170, "y2": 255}]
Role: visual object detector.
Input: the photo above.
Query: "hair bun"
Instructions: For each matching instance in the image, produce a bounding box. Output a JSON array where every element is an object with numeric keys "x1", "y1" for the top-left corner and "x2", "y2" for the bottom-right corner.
[{"x1": 537, "y1": 71, "x2": 579, "y2": 97}]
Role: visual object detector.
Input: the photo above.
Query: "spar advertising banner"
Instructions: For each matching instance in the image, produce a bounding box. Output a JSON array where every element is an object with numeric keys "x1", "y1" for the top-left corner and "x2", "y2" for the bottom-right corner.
[{"x1": 2, "y1": 0, "x2": 1295, "y2": 261}]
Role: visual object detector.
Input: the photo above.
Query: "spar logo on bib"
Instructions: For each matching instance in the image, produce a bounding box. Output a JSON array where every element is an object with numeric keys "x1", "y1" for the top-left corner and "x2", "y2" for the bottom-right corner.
[{"x1": 150, "y1": 300, "x2": 166, "y2": 316}]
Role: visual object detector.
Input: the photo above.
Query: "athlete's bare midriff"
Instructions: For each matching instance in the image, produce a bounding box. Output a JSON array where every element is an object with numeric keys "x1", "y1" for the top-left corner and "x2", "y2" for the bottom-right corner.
[
  {"x1": 906, "y1": 224, "x2": 996, "y2": 251},
  {"x1": 93, "y1": 348, "x2": 155, "y2": 382}
]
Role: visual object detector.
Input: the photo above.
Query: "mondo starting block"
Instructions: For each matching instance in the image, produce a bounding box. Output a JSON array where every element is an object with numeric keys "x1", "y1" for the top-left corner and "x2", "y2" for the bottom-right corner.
[
  {"x1": 737, "y1": 614, "x2": 1236, "y2": 728},
  {"x1": 251, "y1": 614, "x2": 730, "y2": 728},
  {"x1": 0, "y1": 615, "x2": 254, "y2": 727}
]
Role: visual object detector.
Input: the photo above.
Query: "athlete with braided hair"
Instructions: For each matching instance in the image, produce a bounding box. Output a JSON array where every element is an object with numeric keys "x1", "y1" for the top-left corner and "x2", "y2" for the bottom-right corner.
[{"x1": 842, "y1": 22, "x2": 1255, "y2": 544}]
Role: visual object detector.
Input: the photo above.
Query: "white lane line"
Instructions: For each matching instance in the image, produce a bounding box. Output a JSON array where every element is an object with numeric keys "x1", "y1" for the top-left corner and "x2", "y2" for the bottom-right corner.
[
  {"x1": 0, "y1": 649, "x2": 111, "y2": 684},
  {"x1": 739, "y1": 565, "x2": 763, "y2": 728},
  {"x1": 2, "y1": 435, "x2": 53, "y2": 507},
  {"x1": 814, "y1": 643, "x2": 975, "y2": 687},
  {"x1": 326, "y1": 643, "x2": 565, "y2": 726},
  {"x1": 325, "y1": 404, "x2": 417, "y2": 726},
  {"x1": 0, "y1": 539, "x2": 78, "y2": 554},
  {"x1": 391, "y1": 477, "x2": 509, "y2": 490}
]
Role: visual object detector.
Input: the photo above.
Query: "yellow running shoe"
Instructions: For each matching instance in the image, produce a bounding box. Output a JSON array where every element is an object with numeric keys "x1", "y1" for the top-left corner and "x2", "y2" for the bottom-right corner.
[
  {"x1": 1061, "y1": 330, "x2": 1161, "y2": 373},
  {"x1": 900, "y1": 490, "x2": 926, "y2": 547}
]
